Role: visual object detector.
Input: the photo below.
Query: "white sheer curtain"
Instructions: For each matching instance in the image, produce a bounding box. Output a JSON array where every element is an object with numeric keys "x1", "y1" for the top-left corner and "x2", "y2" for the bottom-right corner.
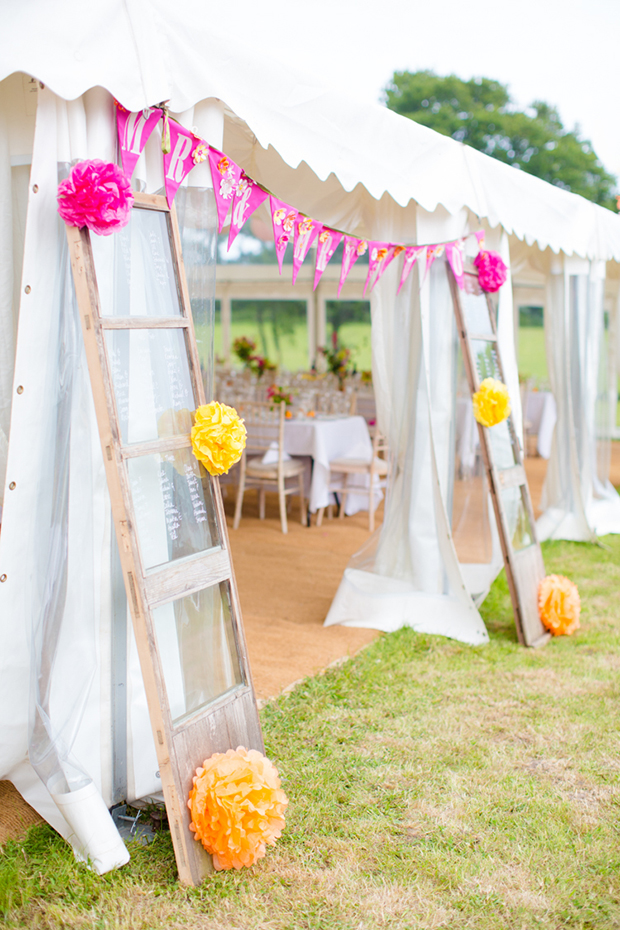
[
  {"x1": 0, "y1": 86, "x2": 220, "y2": 872},
  {"x1": 325, "y1": 204, "x2": 490, "y2": 644},
  {"x1": 538, "y1": 256, "x2": 620, "y2": 540}
]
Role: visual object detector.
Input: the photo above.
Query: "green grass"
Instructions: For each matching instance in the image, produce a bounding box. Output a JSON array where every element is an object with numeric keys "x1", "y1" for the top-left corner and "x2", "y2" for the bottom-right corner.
[
  {"x1": 518, "y1": 326, "x2": 548, "y2": 384},
  {"x1": 2, "y1": 537, "x2": 620, "y2": 929}
]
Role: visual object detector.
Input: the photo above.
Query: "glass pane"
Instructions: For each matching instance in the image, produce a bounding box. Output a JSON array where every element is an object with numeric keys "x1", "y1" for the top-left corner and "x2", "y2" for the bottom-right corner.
[
  {"x1": 470, "y1": 338, "x2": 501, "y2": 382},
  {"x1": 462, "y1": 274, "x2": 494, "y2": 335},
  {"x1": 152, "y1": 582, "x2": 243, "y2": 724},
  {"x1": 501, "y1": 485, "x2": 534, "y2": 551},
  {"x1": 230, "y1": 300, "x2": 308, "y2": 372},
  {"x1": 487, "y1": 418, "x2": 516, "y2": 469},
  {"x1": 105, "y1": 329, "x2": 195, "y2": 445},
  {"x1": 91, "y1": 208, "x2": 182, "y2": 317},
  {"x1": 127, "y1": 449, "x2": 220, "y2": 570}
]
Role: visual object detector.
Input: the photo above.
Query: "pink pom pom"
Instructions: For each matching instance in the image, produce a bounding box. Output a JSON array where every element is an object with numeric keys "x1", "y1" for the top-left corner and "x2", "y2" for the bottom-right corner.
[
  {"x1": 57, "y1": 160, "x2": 134, "y2": 236},
  {"x1": 473, "y1": 250, "x2": 508, "y2": 293}
]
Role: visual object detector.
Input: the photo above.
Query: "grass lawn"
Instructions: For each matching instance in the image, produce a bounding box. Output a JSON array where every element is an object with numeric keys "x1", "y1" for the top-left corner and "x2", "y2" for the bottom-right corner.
[{"x1": 2, "y1": 537, "x2": 620, "y2": 929}]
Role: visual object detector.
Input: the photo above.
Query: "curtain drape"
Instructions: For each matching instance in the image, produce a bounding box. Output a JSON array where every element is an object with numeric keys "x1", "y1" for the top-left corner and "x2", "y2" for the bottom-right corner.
[{"x1": 538, "y1": 256, "x2": 620, "y2": 540}]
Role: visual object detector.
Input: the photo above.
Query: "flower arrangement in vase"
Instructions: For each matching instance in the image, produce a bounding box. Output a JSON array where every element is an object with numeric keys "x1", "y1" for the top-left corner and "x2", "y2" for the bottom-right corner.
[
  {"x1": 316, "y1": 332, "x2": 353, "y2": 390},
  {"x1": 232, "y1": 336, "x2": 277, "y2": 380}
]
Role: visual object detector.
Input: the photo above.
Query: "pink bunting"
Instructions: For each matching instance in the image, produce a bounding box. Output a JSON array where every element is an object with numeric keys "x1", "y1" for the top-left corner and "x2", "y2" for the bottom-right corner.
[
  {"x1": 445, "y1": 240, "x2": 465, "y2": 289},
  {"x1": 397, "y1": 246, "x2": 425, "y2": 294},
  {"x1": 364, "y1": 243, "x2": 403, "y2": 295},
  {"x1": 208, "y1": 148, "x2": 242, "y2": 233},
  {"x1": 424, "y1": 243, "x2": 445, "y2": 278},
  {"x1": 163, "y1": 122, "x2": 206, "y2": 207},
  {"x1": 292, "y1": 215, "x2": 322, "y2": 284},
  {"x1": 338, "y1": 236, "x2": 367, "y2": 297},
  {"x1": 474, "y1": 230, "x2": 485, "y2": 251},
  {"x1": 314, "y1": 228, "x2": 343, "y2": 290},
  {"x1": 270, "y1": 197, "x2": 298, "y2": 275},
  {"x1": 116, "y1": 103, "x2": 162, "y2": 180},
  {"x1": 228, "y1": 173, "x2": 268, "y2": 249}
]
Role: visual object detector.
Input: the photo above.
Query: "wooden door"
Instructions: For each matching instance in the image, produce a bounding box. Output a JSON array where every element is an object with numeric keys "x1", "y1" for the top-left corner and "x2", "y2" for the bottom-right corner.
[
  {"x1": 66, "y1": 193, "x2": 263, "y2": 884},
  {"x1": 447, "y1": 266, "x2": 550, "y2": 648}
]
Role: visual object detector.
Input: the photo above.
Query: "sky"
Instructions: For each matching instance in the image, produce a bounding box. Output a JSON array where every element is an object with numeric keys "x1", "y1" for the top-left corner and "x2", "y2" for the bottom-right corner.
[{"x1": 232, "y1": 0, "x2": 620, "y2": 184}]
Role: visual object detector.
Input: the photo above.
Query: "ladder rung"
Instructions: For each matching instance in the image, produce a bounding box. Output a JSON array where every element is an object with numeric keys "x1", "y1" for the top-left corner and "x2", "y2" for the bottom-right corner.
[{"x1": 101, "y1": 317, "x2": 189, "y2": 329}]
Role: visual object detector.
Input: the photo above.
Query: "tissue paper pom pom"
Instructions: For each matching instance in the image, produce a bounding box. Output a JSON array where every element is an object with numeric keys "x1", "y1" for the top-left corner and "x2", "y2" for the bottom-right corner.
[
  {"x1": 473, "y1": 250, "x2": 508, "y2": 292},
  {"x1": 57, "y1": 160, "x2": 134, "y2": 236},
  {"x1": 472, "y1": 377, "x2": 511, "y2": 427},
  {"x1": 538, "y1": 575, "x2": 581, "y2": 636},
  {"x1": 187, "y1": 747, "x2": 288, "y2": 871},
  {"x1": 190, "y1": 401, "x2": 246, "y2": 476}
]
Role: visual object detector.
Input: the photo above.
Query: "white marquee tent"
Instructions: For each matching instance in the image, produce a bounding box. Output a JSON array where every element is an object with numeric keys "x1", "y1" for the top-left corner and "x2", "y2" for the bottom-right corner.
[{"x1": 1, "y1": 0, "x2": 619, "y2": 872}]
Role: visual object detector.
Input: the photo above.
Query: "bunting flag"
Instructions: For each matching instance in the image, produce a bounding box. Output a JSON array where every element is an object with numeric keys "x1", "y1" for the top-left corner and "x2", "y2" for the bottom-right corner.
[
  {"x1": 445, "y1": 240, "x2": 465, "y2": 289},
  {"x1": 270, "y1": 197, "x2": 299, "y2": 274},
  {"x1": 116, "y1": 103, "x2": 162, "y2": 180},
  {"x1": 364, "y1": 243, "x2": 403, "y2": 295},
  {"x1": 228, "y1": 173, "x2": 268, "y2": 249},
  {"x1": 162, "y1": 122, "x2": 206, "y2": 206},
  {"x1": 397, "y1": 246, "x2": 425, "y2": 294},
  {"x1": 209, "y1": 148, "x2": 242, "y2": 232},
  {"x1": 115, "y1": 109, "x2": 486, "y2": 294},
  {"x1": 314, "y1": 228, "x2": 343, "y2": 290},
  {"x1": 292, "y1": 215, "x2": 322, "y2": 284},
  {"x1": 338, "y1": 236, "x2": 367, "y2": 297},
  {"x1": 424, "y1": 243, "x2": 445, "y2": 281}
]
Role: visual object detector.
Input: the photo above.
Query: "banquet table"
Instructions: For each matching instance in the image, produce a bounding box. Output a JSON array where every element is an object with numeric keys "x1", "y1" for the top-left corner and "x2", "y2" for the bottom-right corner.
[
  {"x1": 524, "y1": 391, "x2": 557, "y2": 459},
  {"x1": 283, "y1": 414, "x2": 375, "y2": 514}
]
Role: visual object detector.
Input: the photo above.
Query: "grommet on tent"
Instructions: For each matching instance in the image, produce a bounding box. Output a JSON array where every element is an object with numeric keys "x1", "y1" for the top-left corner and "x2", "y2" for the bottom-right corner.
[
  {"x1": 24, "y1": 285, "x2": 31, "y2": 294},
  {"x1": 8, "y1": 482, "x2": 16, "y2": 490},
  {"x1": 16, "y1": 385, "x2": 23, "y2": 394},
  {"x1": 0, "y1": 575, "x2": 7, "y2": 583},
  {"x1": 32, "y1": 184, "x2": 38, "y2": 193}
]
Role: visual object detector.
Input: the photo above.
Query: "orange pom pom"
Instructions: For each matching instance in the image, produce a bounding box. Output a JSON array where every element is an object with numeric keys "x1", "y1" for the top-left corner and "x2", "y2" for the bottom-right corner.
[
  {"x1": 187, "y1": 747, "x2": 288, "y2": 870},
  {"x1": 538, "y1": 574, "x2": 581, "y2": 636}
]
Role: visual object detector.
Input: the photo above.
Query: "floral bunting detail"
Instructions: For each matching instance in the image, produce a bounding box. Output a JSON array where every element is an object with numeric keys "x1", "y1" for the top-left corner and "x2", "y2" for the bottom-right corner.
[
  {"x1": 112, "y1": 110, "x2": 489, "y2": 294},
  {"x1": 338, "y1": 236, "x2": 367, "y2": 297},
  {"x1": 445, "y1": 240, "x2": 465, "y2": 289},
  {"x1": 209, "y1": 148, "x2": 242, "y2": 233},
  {"x1": 425, "y1": 243, "x2": 445, "y2": 277},
  {"x1": 270, "y1": 197, "x2": 299, "y2": 275},
  {"x1": 163, "y1": 122, "x2": 206, "y2": 206},
  {"x1": 293, "y1": 215, "x2": 322, "y2": 284},
  {"x1": 115, "y1": 102, "x2": 162, "y2": 180},
  {"x1": 314, "y1": 228, "x2": 343, "y2": 289},
  {"x1": 228, "y1": 173, "x2": 268, "y2": 249},
  {"x1": 364, "y1": 243, "x2": 403, "y2": 295},
  {"x1": 397, "y1": 246, "x2": 425, "y2": 294}
]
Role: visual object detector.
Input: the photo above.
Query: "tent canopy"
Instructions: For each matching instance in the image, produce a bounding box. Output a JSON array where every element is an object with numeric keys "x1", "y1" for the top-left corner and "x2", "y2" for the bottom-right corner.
[{"x1": 2, "y1": 0, "x2": 620, "y2": 261}]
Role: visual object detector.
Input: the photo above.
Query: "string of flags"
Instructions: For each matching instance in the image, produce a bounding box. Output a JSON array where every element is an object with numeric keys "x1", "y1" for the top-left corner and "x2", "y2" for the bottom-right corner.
[{"x1": 115, "y1": 102, "x2": 485, "y2": 296}]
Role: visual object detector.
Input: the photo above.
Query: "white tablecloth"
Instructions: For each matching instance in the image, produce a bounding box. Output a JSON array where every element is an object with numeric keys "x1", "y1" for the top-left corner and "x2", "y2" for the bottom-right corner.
[
  {"x1": 524, "y1": 391, "x2": 557, "y2": 459},
  {"x1": 284, "y1": 415, "x2": 374, "y2": 514}
]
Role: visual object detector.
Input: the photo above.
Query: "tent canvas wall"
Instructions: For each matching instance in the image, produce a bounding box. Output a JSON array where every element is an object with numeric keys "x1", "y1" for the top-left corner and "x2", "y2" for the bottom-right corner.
[{"x1": 1, "y1": 0, "x2": 620, "y2": 871}]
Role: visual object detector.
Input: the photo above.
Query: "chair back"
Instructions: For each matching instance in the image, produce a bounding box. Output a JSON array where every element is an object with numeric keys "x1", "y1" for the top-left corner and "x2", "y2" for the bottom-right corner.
[{"x1": 235, "y1": 400, "x2": 285, "y2": 460}]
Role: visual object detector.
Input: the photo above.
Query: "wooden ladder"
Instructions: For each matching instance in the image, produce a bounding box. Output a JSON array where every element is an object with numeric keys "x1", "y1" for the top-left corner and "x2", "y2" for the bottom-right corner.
[
  {"x1": 447, "y1": 265, "x2": 550, "y2": 648},
  {"x1": 66, "y1": 192, "x2": 263, "y2": 884}
]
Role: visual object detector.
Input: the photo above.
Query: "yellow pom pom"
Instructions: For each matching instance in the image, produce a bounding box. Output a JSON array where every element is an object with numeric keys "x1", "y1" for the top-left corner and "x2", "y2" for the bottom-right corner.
[
  {"x1": 187, "y1": 747, "x2": 288, "y2": 871},
  {"x1": 190, "y1": 402, "x2": 246, "y2": 476},
  {"x1": 538, "y1": 574, "x2": 581, "y2": 636},
  {"x1": 472, "y1": 377, "x2": 511, "y2": 427}
]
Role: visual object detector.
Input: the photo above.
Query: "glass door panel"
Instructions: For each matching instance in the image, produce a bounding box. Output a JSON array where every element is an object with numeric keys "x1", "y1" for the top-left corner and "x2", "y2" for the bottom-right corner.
[
  {"x1": 152, "y1": 581, "x2": 244, "y2": 724},
  {"x1": 91, "y1": 208, "x2": 183, "y2": 318},
  {"x1": 127, "y1": 450, "x2": 220, "y2": 571},
  {"x1": 105, "y1": 328, "x2": 195, "y2": 445}
]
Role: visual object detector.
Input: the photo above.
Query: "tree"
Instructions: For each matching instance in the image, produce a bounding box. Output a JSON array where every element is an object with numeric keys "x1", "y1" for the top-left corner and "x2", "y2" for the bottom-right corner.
[{"x1": 384, "y1": 71, "x2": 617, "y2": 210}]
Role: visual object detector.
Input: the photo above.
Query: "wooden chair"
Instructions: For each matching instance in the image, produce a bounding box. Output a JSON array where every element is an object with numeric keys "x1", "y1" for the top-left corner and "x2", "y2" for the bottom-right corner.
[
  {"x1": 233, "y1": 401, "x2": 306, "y2": 534},
  {"x1": 316, "y1": 429, "x2": 389, "y2": 532}
]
